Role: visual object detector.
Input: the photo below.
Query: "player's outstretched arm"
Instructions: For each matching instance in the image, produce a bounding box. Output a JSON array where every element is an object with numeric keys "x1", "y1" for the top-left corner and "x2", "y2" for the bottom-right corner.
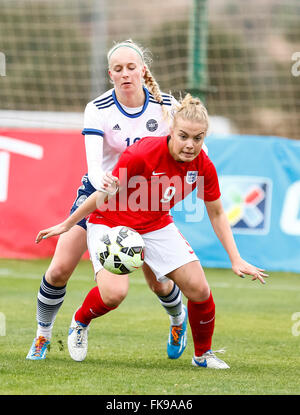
[
  {"x1": 35, "y1": 186, "x2": 113, "y2": 244},
  {"x1": 205, "y1": 198, "x2": 268, "y2": 284},
  {"x1": 35, "y1": 222, "x2": 71, "y2": 243},
  {"x1": 35, "y1": 191, "x2": 100, "y2": 243}
]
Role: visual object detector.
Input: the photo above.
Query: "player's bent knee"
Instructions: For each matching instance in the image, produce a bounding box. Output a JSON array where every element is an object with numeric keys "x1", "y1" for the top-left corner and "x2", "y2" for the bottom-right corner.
[
  {"x1": 46, "y1": 264, "x2": 73, "y2": 286},
  {"x1": 101, "y1": 285, "x2": 128, "y2": 308},
  {"x1": 188, "y1": 283, "x2": 210, "y2": 303},
  {"x1": 150, "y1": 280, "x2": 174, "y2": 297}
]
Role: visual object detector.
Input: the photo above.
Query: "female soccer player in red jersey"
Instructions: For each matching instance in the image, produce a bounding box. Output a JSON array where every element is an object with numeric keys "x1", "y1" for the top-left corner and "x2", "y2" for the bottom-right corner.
[
  {"x1": 36, "y1": 94, "x2": 268, "y2": 369},
  {"x1": 27, "y1": 40, "x2": 199, "y2": 360}
]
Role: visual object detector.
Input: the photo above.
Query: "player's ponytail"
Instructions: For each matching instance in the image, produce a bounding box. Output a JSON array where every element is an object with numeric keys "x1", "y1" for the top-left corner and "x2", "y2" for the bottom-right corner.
[
  {"x1": 143, "y1": 64, "x2": 170, "y2": 121},
  {"x1": 174, "y1": 93, "x2": 209, "y2": 131}
]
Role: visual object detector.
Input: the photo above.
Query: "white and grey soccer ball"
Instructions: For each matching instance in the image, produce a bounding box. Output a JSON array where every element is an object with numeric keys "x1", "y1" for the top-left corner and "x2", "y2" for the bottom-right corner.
[{"x1": 97, "y1": 226, "x2": 145, "y2": 275}]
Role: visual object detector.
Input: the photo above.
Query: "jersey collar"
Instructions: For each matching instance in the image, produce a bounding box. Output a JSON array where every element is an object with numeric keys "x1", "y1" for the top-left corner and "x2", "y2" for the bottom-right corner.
[{"x1": 112, "y1": 86, "x2": 150, "y2": 118}]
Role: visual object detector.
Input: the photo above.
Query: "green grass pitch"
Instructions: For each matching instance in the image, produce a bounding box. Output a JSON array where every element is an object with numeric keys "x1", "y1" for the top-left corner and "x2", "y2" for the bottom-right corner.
[{"x1": 0, "y1": 258, "x2": 300, "y2": 395}]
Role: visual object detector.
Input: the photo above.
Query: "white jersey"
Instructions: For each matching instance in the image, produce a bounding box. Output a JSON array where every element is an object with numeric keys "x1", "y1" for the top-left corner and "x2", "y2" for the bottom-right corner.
[{"x1": 82, "y1": 87, "x2": 177, "y2": 182}]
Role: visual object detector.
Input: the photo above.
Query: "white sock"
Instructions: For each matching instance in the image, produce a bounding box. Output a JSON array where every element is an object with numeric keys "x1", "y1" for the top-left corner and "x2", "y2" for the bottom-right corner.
[
  {"x1": 169, "y1": 305, "x2": 185, "y2": 326},
  {"x1": 36, "y1": 323, "x2": 53, "y2": 341}
]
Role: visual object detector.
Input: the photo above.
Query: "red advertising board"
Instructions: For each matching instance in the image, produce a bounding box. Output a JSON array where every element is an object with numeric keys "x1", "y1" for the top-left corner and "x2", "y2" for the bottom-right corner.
[{"x1": 0, "y1": 128, "x2": 89, "y2": 259}]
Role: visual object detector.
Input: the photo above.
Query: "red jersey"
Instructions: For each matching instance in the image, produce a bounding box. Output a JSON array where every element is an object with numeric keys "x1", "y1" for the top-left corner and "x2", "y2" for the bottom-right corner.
[{"x1": 88, "y1": 136, "x2": 220, "y2": 233}]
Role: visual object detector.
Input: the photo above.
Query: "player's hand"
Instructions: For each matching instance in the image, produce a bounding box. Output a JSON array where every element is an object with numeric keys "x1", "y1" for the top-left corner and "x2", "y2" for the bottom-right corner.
[
  {"x1": 35, "y1": 223, "x2": 69, "y2": 244},
  {"x1": 231, "y1": 257, "x2": 269, "y2": 284},
  {"x1": 100, "y1": 171, "x2": 119, "y2": 195}
]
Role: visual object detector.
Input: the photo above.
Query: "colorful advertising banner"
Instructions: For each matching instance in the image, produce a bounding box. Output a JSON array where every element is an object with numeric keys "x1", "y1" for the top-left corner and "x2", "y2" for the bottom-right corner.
[{"x1": 0, "y1": 128, "x2": 88, "y2": 259}]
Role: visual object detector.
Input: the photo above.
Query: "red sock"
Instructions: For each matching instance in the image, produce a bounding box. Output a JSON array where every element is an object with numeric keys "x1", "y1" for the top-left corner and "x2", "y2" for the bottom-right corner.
[
  {"x1": 187, "y1": 291, "x2": 215, "y2": 357},
  {"x1": 75, "y1": 286, "x2": 117, "y2": 326}
]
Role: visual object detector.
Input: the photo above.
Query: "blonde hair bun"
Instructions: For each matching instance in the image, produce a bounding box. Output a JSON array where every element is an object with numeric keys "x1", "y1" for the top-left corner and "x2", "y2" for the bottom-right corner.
[{"x1": 174, "y1": 93, "x2": 209, "y2": 130}]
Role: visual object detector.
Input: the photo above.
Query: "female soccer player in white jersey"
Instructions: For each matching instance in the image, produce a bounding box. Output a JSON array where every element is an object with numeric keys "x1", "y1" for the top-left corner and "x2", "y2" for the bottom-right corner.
[
  {"x1": 36, "y1": 94, "x2": 268, "y2": 369},
  {"x1": 27, "y1": 40, "x2": 202, "y2": 360}
]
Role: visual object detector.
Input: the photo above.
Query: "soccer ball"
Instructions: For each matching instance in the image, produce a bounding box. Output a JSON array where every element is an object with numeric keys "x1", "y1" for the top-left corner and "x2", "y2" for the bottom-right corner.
[{"x1": 97, "y1": 226, "x2": 145, "y2": 275}]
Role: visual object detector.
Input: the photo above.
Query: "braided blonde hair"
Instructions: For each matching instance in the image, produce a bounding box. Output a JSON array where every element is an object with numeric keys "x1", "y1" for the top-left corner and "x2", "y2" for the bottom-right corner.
[
  {"x1": 107, "y1": 39, "x2": 170, "y2": 120},
  {"x1": 174, "y1": 93, "x2": 209, "y2": 131}
]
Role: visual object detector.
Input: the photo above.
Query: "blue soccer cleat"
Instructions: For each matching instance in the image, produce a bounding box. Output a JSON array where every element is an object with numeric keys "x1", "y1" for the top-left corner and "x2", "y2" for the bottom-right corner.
[
  {"x1": 26, "y1": 336, "x2": 50, "y2": 360},
  {"x1": 167, "y1": 304, "x2": 187, "y2": 359}
]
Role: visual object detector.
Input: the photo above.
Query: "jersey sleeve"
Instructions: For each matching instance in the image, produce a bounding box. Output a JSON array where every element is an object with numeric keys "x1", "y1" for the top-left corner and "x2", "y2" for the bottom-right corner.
[
  {"x1": 82, "y1": 102, "x2": 105, "y2": 137},
  {"x1": 81, "y1": 102, "x2": 106, "y2": 189},
  {"x1": 197, "y1": 154, "x2": 221, "y2": 201},
  {"x1": 85, "y1": 134, "x2": 104, "y2": 190}
]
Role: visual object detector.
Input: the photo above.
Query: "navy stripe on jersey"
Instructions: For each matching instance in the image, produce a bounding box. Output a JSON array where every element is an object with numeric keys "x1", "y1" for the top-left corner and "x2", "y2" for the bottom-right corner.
[
  {"x1": 149, "y1": 99, "x2": 172, "y2": 106},
  {"x1": 149, "y1": 92, "x2": 172, "y2": 98},
  {"x1": 82, "y1": 128, "x2": 104, "y2": 136},
  {"x1": 95, "y1": 101, "x2": 116, "y2": 110},
  {"x1": 95, "y1": 97, "x2": 114, "y2": 106},
  {"x1": 93, "y1": 94, "x2": 114, "y2": 105},
  {"x1": 148, "y1": 93, "x2": 172, "y2": 106},
  {"x1": 93, "y1": 95, "x2": 115, "y2": 110},
  {"x1": 149, "y1": 92, "x2": 172, "y2": 102}
]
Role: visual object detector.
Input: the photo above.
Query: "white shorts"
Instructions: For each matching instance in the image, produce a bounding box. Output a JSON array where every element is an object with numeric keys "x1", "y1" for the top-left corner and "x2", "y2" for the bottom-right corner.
[{"x1": 86, "y1": 222, "x2": 199, "y2": 282}]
